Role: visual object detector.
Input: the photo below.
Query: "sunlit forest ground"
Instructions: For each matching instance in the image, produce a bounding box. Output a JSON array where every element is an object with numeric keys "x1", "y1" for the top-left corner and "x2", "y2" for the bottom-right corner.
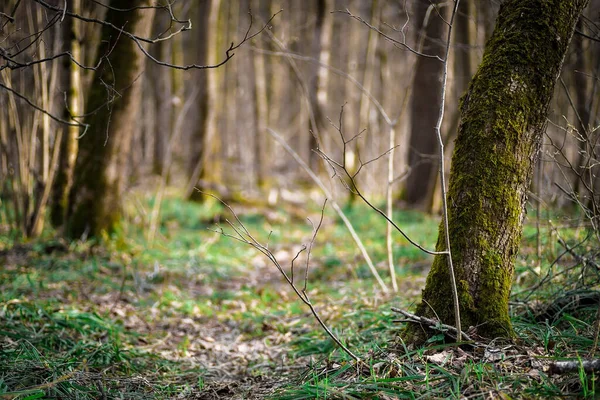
[{"x1": 0, "y1": 194, "x2": 597, "y2": 399}]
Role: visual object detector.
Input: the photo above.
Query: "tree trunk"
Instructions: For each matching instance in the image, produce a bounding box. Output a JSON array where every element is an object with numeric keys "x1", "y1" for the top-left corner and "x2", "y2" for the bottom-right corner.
[
  {"x1": 67, "y1": 0, "x2": 155, "y2": 238},
  {"x1": 307, "y1": 0, "x2": 332, "y2": 172},
  {"x1": 251, "y1": 0, "x2": 271, "y2": 190},
  {"x1": 405, "y1": 1, "x2": 449, "y2": 210},
  {"x1": 152, "y1": 38, "x2": 172, "y2": 176},
  {"x1": 187, "y1": 0, "x2": 222, "y2": 200},
  {"x1": 358, "y1": 0, "x2": 381, "y2": 192},
  {"x1": 571, "y1": 19, "x2": 593, "y2": 196},
  {"x1": 405, "y1": 0, "x2": 589, "y2": 343},
  {"x1": 51, "y1": 0, "x2": 81, "y2": 229}
]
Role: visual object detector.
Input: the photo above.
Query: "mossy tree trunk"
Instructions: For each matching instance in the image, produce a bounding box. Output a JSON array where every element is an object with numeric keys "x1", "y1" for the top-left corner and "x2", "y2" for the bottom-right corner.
[
  {"x1": 67, "y1": 0, "x2": 155, "y2": 238},
  {"x1": 405, "y1": 0, "x2": 589, "y2": 343}
]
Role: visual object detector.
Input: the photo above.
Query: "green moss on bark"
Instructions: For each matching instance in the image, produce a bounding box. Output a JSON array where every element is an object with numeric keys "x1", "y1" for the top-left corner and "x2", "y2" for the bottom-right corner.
[{"x1": 403, "y1": 0, "x2": 589, "y2": 344}]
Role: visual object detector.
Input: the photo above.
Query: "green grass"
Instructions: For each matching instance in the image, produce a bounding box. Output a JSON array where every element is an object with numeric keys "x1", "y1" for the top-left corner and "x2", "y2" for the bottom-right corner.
[
  {"x1": 0, "y1": 300, "x2": 204, "y2": 399},
  {"x1": 0, "y1": 196, "x2": 598, "y2": 398}
]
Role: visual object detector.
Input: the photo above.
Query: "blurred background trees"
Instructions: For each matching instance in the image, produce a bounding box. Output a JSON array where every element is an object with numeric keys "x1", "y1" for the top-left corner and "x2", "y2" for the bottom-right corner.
[{"x1": 0, "y1": 0, "x2": 599, "y2": 239}]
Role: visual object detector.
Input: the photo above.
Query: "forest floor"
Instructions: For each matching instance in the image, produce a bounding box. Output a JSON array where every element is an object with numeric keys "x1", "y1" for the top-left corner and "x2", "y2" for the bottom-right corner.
[{"x1": 0, "y1": 195, "x2": 598, "y2": 399}]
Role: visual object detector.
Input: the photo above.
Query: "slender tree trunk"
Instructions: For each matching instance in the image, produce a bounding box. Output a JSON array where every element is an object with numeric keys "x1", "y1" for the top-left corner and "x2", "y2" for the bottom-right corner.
[
  {"x1": 51, "y1": 0, "x2": 81, "y2": 229},
  {"x1": 267, "y1": 1, "x2": 286, "y2": 140},
  {"x1": 343, "y1": 0, "x2": 364, "y2": 207},
  {"x1": 187, "y1": 0, "x2": 210, "y2": 200},
  {"x1": 221, "y1": 0, "x2": 239, "y2": 187},
  {"x1": 67, "y1": 0, "x2": 155, "y2": 238},
  {"x1": 170, "y1": 3, "x2": 184, "y2": 160},
  {"x1": 358, "y1": 0, "x2": 381, "y2": 191},
  {"x1": 571, "y1": 20, "x2": 593, "y2": 196},
  {"x1": 307, "y1": 0, "x2": 332, "y2": 172},
  {"x1": 252, "y1": 0, "x2": 269, "y2": 190},
  {"x1": 152, "y1": 39, "x2": 172, "y2": 176},
  {"x1": 186, "y1": 0, "x2": 223, "y2": 200},
  {"x1": 235, "y1": 0, "x2": 257, "y2": 191},
  {"x1": 151, "y1": 4, "x2": 183, "y2": 180},
  {"x1": 404, "y1": 1, "x2": 449, "y2": 210},
  {"x1": 405, "y1": 0, "x2": 589, "y2": 343}
]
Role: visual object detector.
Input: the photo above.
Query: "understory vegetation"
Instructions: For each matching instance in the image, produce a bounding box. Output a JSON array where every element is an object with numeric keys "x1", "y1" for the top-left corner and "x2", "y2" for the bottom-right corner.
[{"x1": 0, "y1": 194, "x2": 598, "y2": 399}]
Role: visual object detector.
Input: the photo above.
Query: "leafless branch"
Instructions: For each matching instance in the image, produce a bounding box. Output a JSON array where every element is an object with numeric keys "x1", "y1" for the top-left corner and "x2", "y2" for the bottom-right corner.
[
  {"x1": 336, "y1": 8, "x2": 443, "y2": 61},
  {"x1": 391, "y1": 307, "x2": 473, "y2": 342},
  {"x1": 267, "y1": 127, "x2": 390, "y2": 293},
  {"x1": 313, "y1": 109, "x2": 446, "y2": 256},
  {"x1": 202, "y1": 192, "x2": 361, "y2": 363},
  {"x1": 9, "y1": 2, "x2": 280, "y2": 71},
  {"x1": 1, "y1": 0, "x2": 20, "y2": 30},
  {"x1": 0, "y1": 12, "x2": 15, "y2": 23},
  {"x1": 433, "y1": 0, "x2": 462, "y2": 341},
  {"x1": 576, "y1": 29, "x2": 600, "y2": 43},
  {"x1": 0, "y1": 82, "x2": 88, "y2": 132}
]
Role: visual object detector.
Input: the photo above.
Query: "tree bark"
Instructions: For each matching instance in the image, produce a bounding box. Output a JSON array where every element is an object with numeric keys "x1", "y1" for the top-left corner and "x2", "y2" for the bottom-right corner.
[
  {"x1": 571, "y1": 19, "x2": 594, "y2": 196},
  {"x1": 67, "y1": 0, "x2": 155, "y2": 238},
  {"x1": 186, "y1": 0, "x2": 210, "y2": 200},
  {"x1": 405, "y1": 0, "x2": 589, "y2": 343},
  {"x1": 358, "y1": 0, "x2": 381, "y2": 191}
]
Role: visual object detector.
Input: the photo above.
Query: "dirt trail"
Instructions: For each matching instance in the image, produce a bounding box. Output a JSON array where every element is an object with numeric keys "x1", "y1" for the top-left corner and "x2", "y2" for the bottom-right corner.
[{"x1": 137, "y1": 246, "x2": 312, "y2": 399}]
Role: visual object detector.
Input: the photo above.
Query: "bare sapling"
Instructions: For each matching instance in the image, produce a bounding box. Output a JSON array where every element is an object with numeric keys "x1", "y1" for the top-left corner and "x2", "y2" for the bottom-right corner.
[
  {"x1": 431, "y1": 0, "x2": 462, "y2": 341},
  {"x1": 338, "y1": 0, "x2": 462, "y2": 341}
]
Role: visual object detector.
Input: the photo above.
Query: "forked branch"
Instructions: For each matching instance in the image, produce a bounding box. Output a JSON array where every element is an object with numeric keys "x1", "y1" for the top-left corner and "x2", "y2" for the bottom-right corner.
[
  {"x1": 267, "y1": 128, "x2": 389, "y2": 293},
  {"x1": 202, "y1": 192, "x2": 361, "y2": 362}
]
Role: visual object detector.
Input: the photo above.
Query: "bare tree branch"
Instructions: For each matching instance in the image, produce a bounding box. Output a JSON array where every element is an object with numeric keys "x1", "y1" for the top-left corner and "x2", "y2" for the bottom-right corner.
[
  {"x1": 336, "y1": 7, "x2": 444, "y2": 62},
  {"x1": 267, "y1": 127, "x2": 390, "y2": 293},
  {"x1": 203, "y1": 192, "x2": 361, "y2": 363},
  {"x1": 30, "y1": 0, "x2": 281, "y2": 71},
  {"x1": 0, "y1": 82, "x2": 88, "y2": 131}
]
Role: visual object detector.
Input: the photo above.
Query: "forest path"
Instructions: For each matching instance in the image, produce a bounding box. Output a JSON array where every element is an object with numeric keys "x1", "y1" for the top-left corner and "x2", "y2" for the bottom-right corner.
[
  {"x1": 122, "y1": 201, "x2": 429, "y2": 399},
  {"x1": 141, "y1": 246, "x2": 314, "y2": 399},
  {"x1": 120, "y1": 207, "x2": 340, "y2": 399}
]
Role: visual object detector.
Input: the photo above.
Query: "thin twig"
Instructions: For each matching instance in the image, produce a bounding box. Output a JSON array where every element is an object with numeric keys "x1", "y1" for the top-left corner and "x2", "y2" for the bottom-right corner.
[
  {"x1": 390, "y1": 307, "x2": 473, "y2": 342},
  {"x1": 267, "y1": 128, "x2": 389, "y2": 293},
  {"x1": 433, "y1": 0, "x2": 462, "y2": 341},
  {"x1": 202, "y1": 192, "x2": 361, "y2": 362},
  {"x1": 0, "y1": 82, "x2": 88, "y2": 130},
  {"x1": 336, "y1": 8, "x2": 443, "y2": 61},
  {"x1": 314, "y1": 134, "x2": 446, "y2": 256}
]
